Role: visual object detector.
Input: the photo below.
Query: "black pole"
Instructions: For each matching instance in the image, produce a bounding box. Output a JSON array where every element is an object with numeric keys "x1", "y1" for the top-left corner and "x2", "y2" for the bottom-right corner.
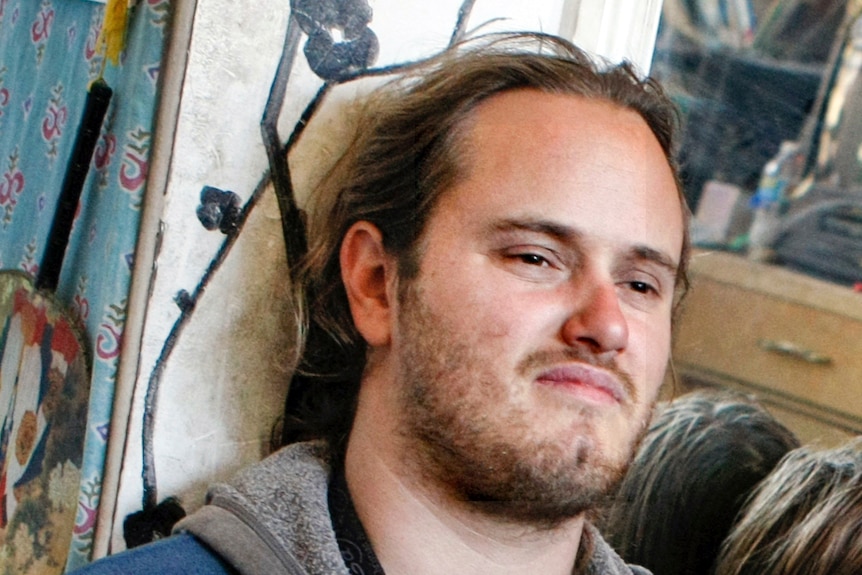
[{"x1": 36, "y1": 78, "x2": 113, "y2": 292}]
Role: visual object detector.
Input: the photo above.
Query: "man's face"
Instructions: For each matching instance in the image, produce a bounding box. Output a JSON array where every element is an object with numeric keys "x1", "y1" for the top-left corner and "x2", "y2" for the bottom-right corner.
[{"x1": 391, "y1": 89, "x2": 684, "y2": 526}]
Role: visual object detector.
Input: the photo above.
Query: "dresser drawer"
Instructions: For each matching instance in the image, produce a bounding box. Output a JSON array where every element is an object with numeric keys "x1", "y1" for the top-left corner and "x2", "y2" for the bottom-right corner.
[{"x1": 674, "y1": 277, "x2": 862, "y2": 421}]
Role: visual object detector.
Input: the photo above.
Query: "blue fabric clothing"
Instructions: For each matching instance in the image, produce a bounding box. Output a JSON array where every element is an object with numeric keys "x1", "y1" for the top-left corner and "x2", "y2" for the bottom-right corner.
[{"x1": 68, "y1": 533, "x2": 237, "y2": 575}]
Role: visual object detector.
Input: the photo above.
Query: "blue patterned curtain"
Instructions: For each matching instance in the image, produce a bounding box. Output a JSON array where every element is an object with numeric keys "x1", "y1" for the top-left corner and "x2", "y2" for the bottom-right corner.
[{"x1": 0, "y1": 0, "x2": 168, "y2": 569}]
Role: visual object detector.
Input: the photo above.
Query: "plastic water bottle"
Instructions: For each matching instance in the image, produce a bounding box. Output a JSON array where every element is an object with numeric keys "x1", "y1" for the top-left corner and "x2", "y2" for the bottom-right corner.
[{"x1": 747, "y1": 141, "x2": 800, "y2": 261}]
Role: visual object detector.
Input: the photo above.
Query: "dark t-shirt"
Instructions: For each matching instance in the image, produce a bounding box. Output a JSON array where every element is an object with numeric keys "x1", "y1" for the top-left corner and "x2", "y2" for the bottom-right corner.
[{"x1": 328, "y1": 464, "x2": 386, "y2": 574}]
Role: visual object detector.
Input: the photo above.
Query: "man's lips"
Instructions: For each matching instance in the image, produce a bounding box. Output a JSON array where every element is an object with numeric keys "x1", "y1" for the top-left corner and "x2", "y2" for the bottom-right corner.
[{"x1": 535, "y1": 364, "x2": 626, "y2": 403}]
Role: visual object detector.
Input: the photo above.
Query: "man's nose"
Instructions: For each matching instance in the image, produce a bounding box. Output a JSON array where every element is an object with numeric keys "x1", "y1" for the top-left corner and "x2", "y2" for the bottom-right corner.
[{"x1": 560, "y1": 279, "x2": 629, "y2": 355}]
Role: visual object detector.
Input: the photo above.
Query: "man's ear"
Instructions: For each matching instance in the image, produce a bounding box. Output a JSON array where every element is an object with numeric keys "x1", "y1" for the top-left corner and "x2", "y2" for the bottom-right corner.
[{"x1": 340, "y1": 221, "x2": 396, "y2": 347}]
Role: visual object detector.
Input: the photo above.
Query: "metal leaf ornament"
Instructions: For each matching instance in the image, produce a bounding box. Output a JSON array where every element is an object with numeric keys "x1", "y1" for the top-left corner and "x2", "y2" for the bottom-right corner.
[{"x1": 290, "y1": 0, "x2": 379, "y2": 79}]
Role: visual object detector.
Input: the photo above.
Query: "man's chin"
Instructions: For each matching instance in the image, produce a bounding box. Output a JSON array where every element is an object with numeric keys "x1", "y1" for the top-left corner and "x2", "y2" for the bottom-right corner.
[
  {"x1": 459, "y1": 470, "x2": 623, "y2": 530},
  {"x1": 464, "y1": 498, "x2": 591, "y2": 531},
  {"x1": 445, "y1": 439, "x2": 629, "y2": 530}
]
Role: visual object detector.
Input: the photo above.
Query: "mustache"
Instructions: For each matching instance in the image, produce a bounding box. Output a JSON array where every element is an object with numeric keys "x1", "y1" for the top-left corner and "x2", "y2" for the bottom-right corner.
[{"x1": 516, "y1": 347, "x2": 638, "y2": 405}]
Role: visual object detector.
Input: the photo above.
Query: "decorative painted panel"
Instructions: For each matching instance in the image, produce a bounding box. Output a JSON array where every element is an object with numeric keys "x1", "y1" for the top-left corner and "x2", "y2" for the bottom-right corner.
[{"x1": 0, "y1": 0, "x2": 168, "y2": 570}]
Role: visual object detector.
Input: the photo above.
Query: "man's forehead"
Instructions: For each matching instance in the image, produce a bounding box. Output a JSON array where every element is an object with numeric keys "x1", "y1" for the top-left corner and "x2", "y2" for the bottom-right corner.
[
  {"x1": 458, "y1": 90, "x2": 675, "y2": 197},
  {"x1": 426, "y1": 87, "x2": 684, "y2": 255},
  {"x1": 468, "y1": 89, "x2": 646, "y2": 140}
]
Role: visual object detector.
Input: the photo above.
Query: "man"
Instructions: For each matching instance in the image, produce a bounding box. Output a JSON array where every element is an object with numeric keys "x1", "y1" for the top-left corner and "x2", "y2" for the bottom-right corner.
[{"x1": 75, "y1": 32, "x2": 689, "y2": 574}]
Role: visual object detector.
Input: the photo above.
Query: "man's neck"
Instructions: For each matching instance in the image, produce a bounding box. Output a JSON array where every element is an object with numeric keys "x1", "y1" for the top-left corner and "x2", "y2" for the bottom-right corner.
[{"x1": 344, "y1": 414, "x2": 586, "y2": 575}]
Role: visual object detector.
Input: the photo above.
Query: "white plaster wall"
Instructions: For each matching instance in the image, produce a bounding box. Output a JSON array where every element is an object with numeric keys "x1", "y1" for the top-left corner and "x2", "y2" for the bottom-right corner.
[
  {"x1": 570, "y1": 0, "x2": 663, "y2": 75},
  {"x1": 101, "y1": 0, "x2": 663, "y2": 556}
]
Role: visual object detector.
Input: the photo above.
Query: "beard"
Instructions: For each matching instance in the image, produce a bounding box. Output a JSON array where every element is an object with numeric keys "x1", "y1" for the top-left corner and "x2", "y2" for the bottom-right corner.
[{"x1": 395, "y1": 282, "x2": 651, "y2": 529}]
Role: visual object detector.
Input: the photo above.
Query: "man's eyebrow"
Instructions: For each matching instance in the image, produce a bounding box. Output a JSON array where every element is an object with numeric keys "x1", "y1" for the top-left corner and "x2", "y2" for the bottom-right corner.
[
  {"x1": 627, "y1": 245, "x2": 680, "y2": 278},
  {"x1": 488, "y1": 218, "x2": 583, "y2": 242}
]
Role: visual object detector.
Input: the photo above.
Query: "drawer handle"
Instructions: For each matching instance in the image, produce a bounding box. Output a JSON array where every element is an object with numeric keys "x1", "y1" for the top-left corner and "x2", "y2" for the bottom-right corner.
[{"x1": 757, "y1": 338, "x2": 833, "y2": 365}]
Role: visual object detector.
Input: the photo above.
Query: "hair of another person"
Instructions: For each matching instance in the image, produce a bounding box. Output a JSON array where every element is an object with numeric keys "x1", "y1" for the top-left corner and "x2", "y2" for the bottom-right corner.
[
  {"x1": 284, "y1": 31, "x2": 691, "y2": 446},
  {"x1": 714, "y1": 436, "x2": 862, "y2": 575},
  {"x1": 601, "y1": 389, "x2": 800, "y2": 575}
]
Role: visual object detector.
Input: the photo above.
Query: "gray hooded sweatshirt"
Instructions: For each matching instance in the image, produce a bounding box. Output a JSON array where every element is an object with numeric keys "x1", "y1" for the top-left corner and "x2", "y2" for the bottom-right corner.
[{"x1": 176, "y1": 441, "x2": 651, "y2": 575}]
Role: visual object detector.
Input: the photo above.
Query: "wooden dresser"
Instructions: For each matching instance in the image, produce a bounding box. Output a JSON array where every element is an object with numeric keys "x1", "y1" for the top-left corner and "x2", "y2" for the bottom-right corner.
[{"x1": 671, "y1": 251, "x2": 862, "y2": 446}]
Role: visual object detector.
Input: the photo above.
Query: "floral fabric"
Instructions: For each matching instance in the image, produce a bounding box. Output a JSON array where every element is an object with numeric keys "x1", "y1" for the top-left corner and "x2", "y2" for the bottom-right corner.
[{"x1": 0, "y1": 0, "x2": 168, "y2": 570}]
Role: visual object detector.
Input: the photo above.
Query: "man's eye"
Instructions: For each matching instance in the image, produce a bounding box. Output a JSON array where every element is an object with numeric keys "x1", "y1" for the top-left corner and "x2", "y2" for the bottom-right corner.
[
  {"x1": 516, "y1": 253, "x2": 549, "y2": 266},
  {"x1": 628, "y1": 280, "x2": 657, "y2": 295},
  {"x1": 496, "y1": 246, "x2": 566, "y2": 281}
]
